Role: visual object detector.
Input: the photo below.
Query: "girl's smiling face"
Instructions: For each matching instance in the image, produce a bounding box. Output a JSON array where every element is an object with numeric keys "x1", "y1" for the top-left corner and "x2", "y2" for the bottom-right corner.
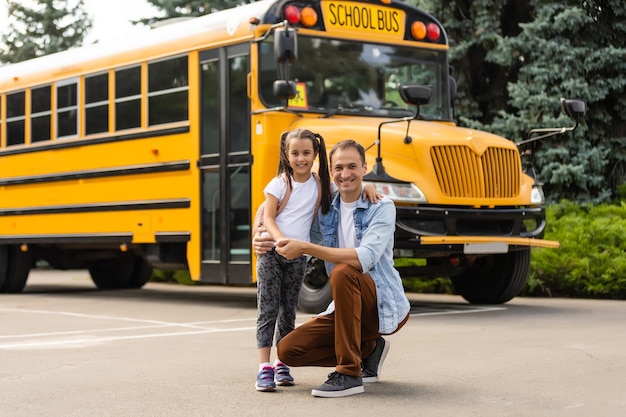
[{"x1": 286, "y1": 137, "x2": 317, "y2": 182}]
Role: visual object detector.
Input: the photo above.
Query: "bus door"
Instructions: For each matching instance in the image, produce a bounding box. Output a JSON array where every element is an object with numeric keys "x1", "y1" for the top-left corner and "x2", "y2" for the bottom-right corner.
[{"x1": 199, "y1": 45, "x2": 251, "y2": 284}]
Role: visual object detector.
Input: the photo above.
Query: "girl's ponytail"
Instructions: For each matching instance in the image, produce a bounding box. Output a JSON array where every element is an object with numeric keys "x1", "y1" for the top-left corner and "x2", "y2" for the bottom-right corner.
[{"x1": 315, "y1": 133, "x2": 332, "y2": 214}]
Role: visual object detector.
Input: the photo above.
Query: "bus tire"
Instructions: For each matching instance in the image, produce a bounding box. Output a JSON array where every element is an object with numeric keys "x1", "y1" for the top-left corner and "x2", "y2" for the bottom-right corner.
[
  {"x1": 88, "y1": 254, "x2": 135, "y2": 289},
  {"x1": 1, "y1": 245, "x2": 32, "y2": 293},
  {"x1": 126, "y1": 256, "x2": 153, "y2": 289},
  {"x1": 298, "y1": 257, "x2": 332, "y2": 314},
  {"x1": 451, "y1": 249, "x2": 531, "y2": 304}
]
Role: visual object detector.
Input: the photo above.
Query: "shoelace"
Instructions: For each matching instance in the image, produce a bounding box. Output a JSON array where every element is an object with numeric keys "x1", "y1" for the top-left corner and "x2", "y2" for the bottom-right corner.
[
  {"x1": 324, "y1": 371, "x2": 342, "y2": 385},
  {"x1": 259, "y1": 368, "x2": 274, "y2": 380}
]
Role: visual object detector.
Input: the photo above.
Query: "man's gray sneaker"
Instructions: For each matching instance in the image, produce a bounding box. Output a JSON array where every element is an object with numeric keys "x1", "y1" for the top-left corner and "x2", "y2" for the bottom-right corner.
[
  {"x1": 361, "y1": 337, "x2": 390, "y2": 383},
  {"x1": 311, "y1": 371, "x2": 364, "y2": 398}
]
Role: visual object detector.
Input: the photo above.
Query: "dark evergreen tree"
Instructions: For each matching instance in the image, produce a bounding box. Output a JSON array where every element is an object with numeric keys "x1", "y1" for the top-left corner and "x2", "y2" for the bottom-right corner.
[
  {"x1": 0, "y1": 0, "x2": 92, "y2": 64},
  {"x1": 414, "y1": 0, "x2": 626, "y2": 203},
  {"x1": 491, "y1": 1, "x2": 626, "y2": 202}
]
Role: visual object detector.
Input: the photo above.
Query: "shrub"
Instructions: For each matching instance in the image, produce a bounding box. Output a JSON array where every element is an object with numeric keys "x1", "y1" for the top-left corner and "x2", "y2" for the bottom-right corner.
[{"x1": 525, "y1": 200, "x2": 626, "y2": 298}]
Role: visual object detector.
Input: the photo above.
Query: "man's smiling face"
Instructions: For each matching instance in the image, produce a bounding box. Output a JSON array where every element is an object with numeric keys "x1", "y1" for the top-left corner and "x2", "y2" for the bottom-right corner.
[{"x1": 331, "y1": 146, "x2": 367, "y2": 203}]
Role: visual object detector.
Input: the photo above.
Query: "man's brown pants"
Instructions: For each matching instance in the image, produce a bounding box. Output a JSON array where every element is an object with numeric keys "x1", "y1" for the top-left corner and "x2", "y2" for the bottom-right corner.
[{"x1": 277, "y1": 263, "x2": 409, "y2": 377}]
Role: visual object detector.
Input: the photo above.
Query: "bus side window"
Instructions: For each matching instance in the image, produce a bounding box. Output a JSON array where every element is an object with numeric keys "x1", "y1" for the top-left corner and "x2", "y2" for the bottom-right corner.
[
  {"x1": 57, "y1": 79, "x2": 78, "y2": 139},
  {"x1": 85, "y1": 73, "x2": 109, "y2": 135},
  {"x1": 31, "y1": 85, "x2": 51, "y2": 143},
  {"x1": 6, "y1": 91, "x2": 25, "y2": 146},
  {"x1": 115, "y1": 66, "x2": 141, "y2": 131},
  {"x1": 148, "y1": 55, "x2": 189, "y2": 126}
]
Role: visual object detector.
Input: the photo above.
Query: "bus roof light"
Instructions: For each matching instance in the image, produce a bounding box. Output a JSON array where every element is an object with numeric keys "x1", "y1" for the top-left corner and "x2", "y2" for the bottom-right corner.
[
  {"x1": 427, "y1": 23, "x2": 440, "y2": 41},
  {"x1": 284, "y1": 5, "x2": 301, "y2": 25},
  {"x1": 300, "y1": 6, "x2": 318, "y2": 27},
  {"x1": 411, "y1": 21, "x2": 427, "y2": 40}
]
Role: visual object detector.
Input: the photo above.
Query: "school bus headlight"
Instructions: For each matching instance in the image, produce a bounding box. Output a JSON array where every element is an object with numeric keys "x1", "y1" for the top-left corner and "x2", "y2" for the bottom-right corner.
[
  {"x1": 531, "y1": 185, "x2": 545, "y2": 205},
  {"x1": 365, "y1": 182, "x2": 428, "y2": 203}
]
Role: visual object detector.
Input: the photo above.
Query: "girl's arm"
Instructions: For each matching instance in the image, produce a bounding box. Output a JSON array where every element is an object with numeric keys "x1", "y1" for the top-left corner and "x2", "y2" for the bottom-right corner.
[
  {"x1": 262, "y1": 193, "x2": 285, "y2": 241},
  {"x1": 362, "y1": 183, "x2": 382, "y2": 203}
]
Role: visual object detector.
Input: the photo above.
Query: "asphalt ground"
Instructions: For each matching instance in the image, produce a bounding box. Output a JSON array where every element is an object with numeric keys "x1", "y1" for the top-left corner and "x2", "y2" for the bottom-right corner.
[{"x1": 1, "y1": 269, "x2": 625, "y2": 417}]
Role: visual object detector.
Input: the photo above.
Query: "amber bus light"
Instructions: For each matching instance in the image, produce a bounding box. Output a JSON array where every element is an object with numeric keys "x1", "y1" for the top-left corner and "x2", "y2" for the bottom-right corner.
[
  {"x1": 300, "y1": 6, "x2": 318, "y2": 27},
  {"x1": 411, "y1": 21, "x2": 427, "y2": 40}
]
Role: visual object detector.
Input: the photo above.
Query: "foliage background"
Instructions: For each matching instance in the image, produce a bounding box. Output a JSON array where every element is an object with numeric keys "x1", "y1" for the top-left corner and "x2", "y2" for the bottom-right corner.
[{"x1": 0, "y1": 0, "x2": 91, "y2": 63}]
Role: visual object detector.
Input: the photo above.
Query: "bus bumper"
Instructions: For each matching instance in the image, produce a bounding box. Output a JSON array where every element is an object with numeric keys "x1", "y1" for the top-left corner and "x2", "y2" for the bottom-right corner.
[{"x1": 393, "y1": 204, "x2": 559, "y2": 255}]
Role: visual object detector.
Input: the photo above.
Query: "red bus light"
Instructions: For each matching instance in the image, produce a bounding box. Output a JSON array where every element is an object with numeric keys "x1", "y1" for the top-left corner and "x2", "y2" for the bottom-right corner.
[
  {"x1": 427, "y1": 23, "x2": 440, "y2": 41},
  {"x1": 284, "y1": 5, "x2": 301, "y2": 25}
]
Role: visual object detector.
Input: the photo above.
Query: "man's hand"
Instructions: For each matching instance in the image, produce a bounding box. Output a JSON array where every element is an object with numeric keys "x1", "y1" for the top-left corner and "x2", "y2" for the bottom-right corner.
[
  {"x1": 252, "y1": 228, "x2": 275, "y2": 255},
  {"x1": 275, "y1": 238, "x2": 306, "y2": 260}
]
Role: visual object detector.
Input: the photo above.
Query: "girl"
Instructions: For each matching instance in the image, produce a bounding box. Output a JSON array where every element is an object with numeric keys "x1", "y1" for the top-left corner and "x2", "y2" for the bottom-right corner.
[
  {"x1": 254, "y1": 129, "x2": 378, "y2": 392},
  {"x1": 254, "y1": 128, "x2": 331, "y2": 392}
]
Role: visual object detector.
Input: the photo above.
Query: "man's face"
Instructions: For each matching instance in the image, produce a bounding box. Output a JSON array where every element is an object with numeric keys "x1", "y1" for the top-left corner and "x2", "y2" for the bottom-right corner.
[{"x1": 330, "y1": 146, "x2": 367, "y2": 202}]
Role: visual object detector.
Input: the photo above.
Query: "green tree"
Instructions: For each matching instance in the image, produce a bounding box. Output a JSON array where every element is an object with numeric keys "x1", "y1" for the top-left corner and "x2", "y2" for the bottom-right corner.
[
  {"x1": 490, "y1": 1, "x2": 626, "y2": 203},
  {"x1": 0, "y1": 0, "x2": 92, "y2": 64},
  {"x1": 413, "y1": 0, "x2": 626, "y2": 203},
  {"x1": 137, "y1": 0, "x2": 254, "y2": 25}
]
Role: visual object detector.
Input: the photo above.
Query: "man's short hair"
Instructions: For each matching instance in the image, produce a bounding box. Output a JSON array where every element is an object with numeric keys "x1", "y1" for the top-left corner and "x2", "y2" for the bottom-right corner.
[{"x1": 329, "y1": 139, "x2": 366, "y2": 165}]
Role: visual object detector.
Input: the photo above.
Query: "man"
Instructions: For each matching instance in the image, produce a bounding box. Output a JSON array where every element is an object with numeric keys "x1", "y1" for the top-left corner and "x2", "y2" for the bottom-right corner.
[{"x1": 253, "y1": 139, "x2": 410, "y2": 398}]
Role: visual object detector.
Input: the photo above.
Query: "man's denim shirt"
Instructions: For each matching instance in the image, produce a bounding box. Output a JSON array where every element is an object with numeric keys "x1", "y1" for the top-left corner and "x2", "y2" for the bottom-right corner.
[{"x1": 311, "y1": 192, "x2": 410, "y2": 334}]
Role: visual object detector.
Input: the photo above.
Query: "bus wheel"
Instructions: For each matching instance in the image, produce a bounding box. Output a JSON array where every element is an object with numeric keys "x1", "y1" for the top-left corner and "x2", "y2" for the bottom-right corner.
[
  {"x1": 88, "y1": 254, "x2": 134, "y2": 289},
  {"x1": 298, "y1": 257, "x2": 332, "y2": 314},
  {"x1": 451, "y1": 249, "x2": 531, "y2": 304},
  {"x1": 1, "y1": 245, "x2": 32, "y2": 293},
  {"x1": 126, "y1": 256, "x2": 153, "y2": 289}
]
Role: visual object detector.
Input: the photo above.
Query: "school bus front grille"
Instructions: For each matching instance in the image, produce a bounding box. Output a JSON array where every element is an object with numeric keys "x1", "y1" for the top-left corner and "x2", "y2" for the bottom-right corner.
[{"x1": 430, "y1": 146, "x2": 521, "y2": 198}]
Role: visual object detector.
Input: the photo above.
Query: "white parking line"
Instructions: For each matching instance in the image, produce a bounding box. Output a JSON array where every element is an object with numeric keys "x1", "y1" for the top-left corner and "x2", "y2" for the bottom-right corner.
[
  {"x1": 0, "y1": 304, "x2": 505, "y2": 350},
  {"x1": 0, "y1": 307, "x2": 259, "y2": 350},
  {"x1": 411, "y1": 305, "x2": 506, "y2": 316},
  {"x1": 0, "y1": 326, "x2": 257, "y2": 350},
  {"x1": 0, "y1": 307, "x2": 211, "y2": 328}
]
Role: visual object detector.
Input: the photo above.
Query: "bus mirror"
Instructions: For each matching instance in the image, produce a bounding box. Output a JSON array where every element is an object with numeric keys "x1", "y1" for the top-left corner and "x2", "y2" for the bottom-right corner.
[
  {"x1": 399, "y1": 85, "x2": 432, "y2": 106},
  {"x1": 518, "y1": 98, "x2": 588, "y2": 148},
  {"x1": 561, "y1": 98, "x2": 586, "y2": 120},
  {"x1": 273, "y1": 80, "x2": 297, "y2": 100},
  {"x1": 274, "y1": 27, "x2": 298, "y2": 64},
  {"x1": 448, "y1": 76, "x2": 457, "y2": 102}
]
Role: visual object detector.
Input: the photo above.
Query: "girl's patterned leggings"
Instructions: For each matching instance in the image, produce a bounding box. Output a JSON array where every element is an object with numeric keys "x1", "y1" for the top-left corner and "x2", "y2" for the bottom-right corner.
[{"x1": 256, "y1": 250, "x2": 306, "y2": 348}]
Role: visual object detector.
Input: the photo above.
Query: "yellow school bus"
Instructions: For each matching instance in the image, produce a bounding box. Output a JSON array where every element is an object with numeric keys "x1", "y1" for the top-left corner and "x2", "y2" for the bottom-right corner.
[{"x1": 0, "y1": 0, "x2": 584, "y2": 311}]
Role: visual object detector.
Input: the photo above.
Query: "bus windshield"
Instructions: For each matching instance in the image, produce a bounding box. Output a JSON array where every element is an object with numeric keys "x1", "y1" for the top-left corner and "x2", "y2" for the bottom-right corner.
[{"x1": 259, "y1": 34, "x2": 452, "y2": 121}]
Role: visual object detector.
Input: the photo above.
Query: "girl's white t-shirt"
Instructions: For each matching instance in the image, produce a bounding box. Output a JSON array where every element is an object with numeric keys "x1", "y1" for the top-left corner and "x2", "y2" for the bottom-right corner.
[{"x1": 264, "y1": 174, "x2": 318, "y2": 242}]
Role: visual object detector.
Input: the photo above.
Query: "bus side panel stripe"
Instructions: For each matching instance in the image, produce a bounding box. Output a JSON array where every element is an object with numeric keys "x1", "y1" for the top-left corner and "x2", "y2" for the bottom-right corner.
[
  {"x1": 0, "y1": 126, "x2": 190, "y2": 157},
  {"x1": 0, "y1": 233, "x2": 133, "y2": 244},
  {"x1": 0, "y1": 199, "x2": 191, "y2": 216},
  {"x1": 0, "y1": 161, "x2": 191, "y2": 186}
]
